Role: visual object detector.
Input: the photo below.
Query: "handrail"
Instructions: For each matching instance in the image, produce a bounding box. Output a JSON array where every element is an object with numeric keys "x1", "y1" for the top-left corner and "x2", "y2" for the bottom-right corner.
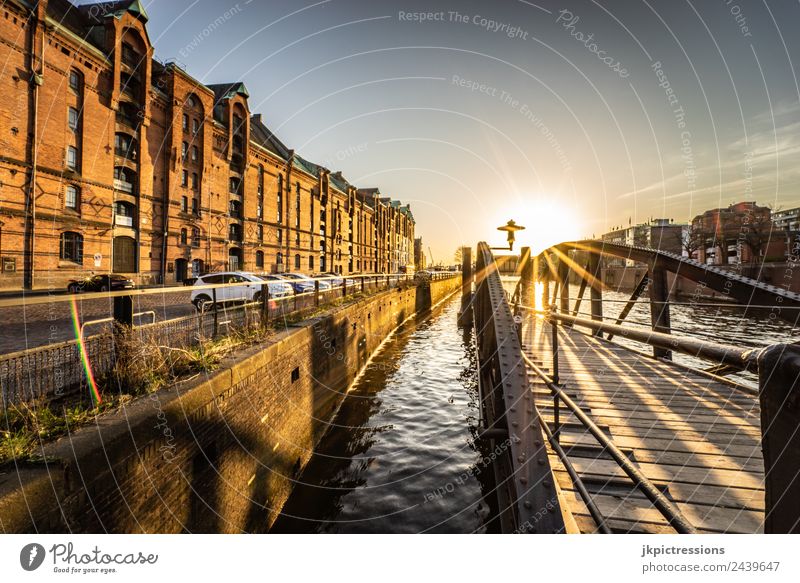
[
  {"x1": 522, "y1": 351, "x2": 698, "y2": 534},
  {"x1": 517, "y1": 304, "x2": 760, "y2": 373},
  {"x1": 0, "y1": 272, "x2": 459, "y2": 309}
]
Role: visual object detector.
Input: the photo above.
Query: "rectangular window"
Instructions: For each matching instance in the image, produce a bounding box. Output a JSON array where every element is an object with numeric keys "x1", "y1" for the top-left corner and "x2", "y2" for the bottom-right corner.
[
  {"x1": 192, "y1": 172, "x2": 199, "y2": 190},
  {"x1": 191, "y1": 146, "x2": 198, "y2": 162},
  {"x1": 69, "y1": 71, "x2": 80, "y2": 93},
  {"x1": 192, "y1": 118, "x2": 199, "y2": 134},
  {"x1": 192, "y1": 197, "x2": 199, "y2": 215},
  {"x1": 66, "y1": 146, "x2": 78, "y2": 170},
  {"x1": 68, "y1": 107, "x2": 79, "y2": 132},
  {"x1": 65, "y1": 185, "x2": 78, "y2": 209},
  {"x1": 257, "y1": 225, "x2": 263, "y2": 242},
  {"x1": 181, "y1": 196, "x2": 188, "y2": 212},
  {"x1": 182, "y1": 170, "x2": 188, "y2": 187},
  {"x1": 182, "y1": 114, "x2": 188, "y2": 131}
]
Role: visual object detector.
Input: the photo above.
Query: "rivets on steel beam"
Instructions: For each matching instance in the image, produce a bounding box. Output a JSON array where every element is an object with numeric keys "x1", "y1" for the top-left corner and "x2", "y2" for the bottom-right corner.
[
  {"x1": 543, "y1": 480, "x2": 551, "y2": 488},
  {"x1": 537, "y1": 458, "x2": 545, "y2": 465},
  {"x1": 519, "y1": 477, "x2": 528, "y2": 485},
  {"x1": 523, "y1": 501, "x2": 532, "y2": 509}
]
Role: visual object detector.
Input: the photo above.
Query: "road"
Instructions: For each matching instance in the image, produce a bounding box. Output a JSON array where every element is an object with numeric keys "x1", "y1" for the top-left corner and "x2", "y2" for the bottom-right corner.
[{"x1": 0, "y1": 290, "x2": 194, "y2": 354}]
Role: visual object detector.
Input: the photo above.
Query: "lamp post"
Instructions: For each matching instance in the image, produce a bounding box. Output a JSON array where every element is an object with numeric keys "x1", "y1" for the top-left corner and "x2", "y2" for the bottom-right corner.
[{"x1": 495, "y1": 219, "x2": 525, "y2": 251}]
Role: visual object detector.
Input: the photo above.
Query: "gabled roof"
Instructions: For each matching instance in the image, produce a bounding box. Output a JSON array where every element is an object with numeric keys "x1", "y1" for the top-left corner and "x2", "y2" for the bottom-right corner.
[
  {"x1": 76, "y1": 0, "x2": 149, "y2": 24},
  {"x1": 207, "y1": 82, "x2": 250, "y2": 103},
  {"x1": 249, "y1": 114, "x2": 290, "y2": 160},
  {"x1": 329, "y1": 172, "x2": 350, "y2": 193}
]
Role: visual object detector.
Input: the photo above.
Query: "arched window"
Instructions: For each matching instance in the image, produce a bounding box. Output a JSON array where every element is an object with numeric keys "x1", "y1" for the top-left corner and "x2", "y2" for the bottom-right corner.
[
  {"x1": 180, "y1": 228, "x2": 187, "y2": 245},
  {"x1": 60, "y1": 231, "x2": 83, "y2": 262},
  {"x1": 276, "y1": 252, "x2": 283, "y2": 266},
  {"x1": 294, "y1": 254, "x2": 301, "y2": 269},
  {"x1": 309, "y1": 255, "x2": 314, "y2": 270},
  {"x1": 191, "y1": 228, "x2": 200, "y2": 247},
  {"x1": 255, "y1": 250, "x2": 264, "y2": 269}
]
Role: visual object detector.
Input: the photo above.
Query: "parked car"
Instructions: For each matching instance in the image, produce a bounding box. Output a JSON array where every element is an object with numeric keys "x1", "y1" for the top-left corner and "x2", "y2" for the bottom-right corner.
[
  {"x1": 67, "y1": 274, "x2": 135, "y2": 293},
  {"x1": 191, "y1": 271, "x2": 276, "y2": 311},
  {"x1": 316, "y1": 272, "x2": 361, "y2": 287},
  {"x1": 280, "y1": 272, "x2": 331, "y2": 293},
  {"x1": 258, "y1": 274, "x2": 294, "y2": 298}
]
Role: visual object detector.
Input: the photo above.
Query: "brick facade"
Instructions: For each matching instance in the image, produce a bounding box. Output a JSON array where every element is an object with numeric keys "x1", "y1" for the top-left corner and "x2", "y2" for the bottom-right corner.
[{"x1": 0, "y1": 0, "x2": 415, "y2": 291}]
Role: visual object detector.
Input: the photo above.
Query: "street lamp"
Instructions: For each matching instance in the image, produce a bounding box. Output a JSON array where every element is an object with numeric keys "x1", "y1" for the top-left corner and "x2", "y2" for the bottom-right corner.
[{"x1": 495, "y1": 219, "x2": 526, "y2": 251}]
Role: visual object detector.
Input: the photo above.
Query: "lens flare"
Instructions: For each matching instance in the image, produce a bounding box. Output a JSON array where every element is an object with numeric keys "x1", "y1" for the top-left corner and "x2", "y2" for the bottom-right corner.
[{"x1": 70, "y1": 297, "x2": 102, "y2": 406}]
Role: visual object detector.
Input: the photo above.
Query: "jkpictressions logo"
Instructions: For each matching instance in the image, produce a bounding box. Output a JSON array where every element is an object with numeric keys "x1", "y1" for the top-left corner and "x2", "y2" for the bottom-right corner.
[{"x1": 20, "y1": 543, "x2": 46, "y2": 571}]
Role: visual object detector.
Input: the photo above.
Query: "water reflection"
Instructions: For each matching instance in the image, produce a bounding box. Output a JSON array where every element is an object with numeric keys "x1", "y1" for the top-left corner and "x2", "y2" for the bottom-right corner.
[{"x1": 272, "y1": 297, "x2": 498, "y2": 533}]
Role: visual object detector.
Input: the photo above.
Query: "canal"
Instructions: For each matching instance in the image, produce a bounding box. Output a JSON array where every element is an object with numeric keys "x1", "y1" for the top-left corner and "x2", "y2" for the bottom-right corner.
[
  {"x1": 273, "y1": 279, "x2": 797, "y2": 533},
  {"x1": 272, "y1": 295, "x2": 500, "y2": 533}
]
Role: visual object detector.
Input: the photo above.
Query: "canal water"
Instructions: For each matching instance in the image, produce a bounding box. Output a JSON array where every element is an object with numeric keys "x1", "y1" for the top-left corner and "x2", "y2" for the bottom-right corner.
[
  {"x1": 273, "y1": 280, "x2": 798, "y2": 533},
  {"x1": 272, "y1": 296, "x2": 499, "y2": 533}
]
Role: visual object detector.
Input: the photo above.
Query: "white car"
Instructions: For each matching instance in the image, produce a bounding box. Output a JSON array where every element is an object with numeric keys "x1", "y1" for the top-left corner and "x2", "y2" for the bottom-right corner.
[{"x1": 191, "y1": 271, "x2": 288, "y2": 311}]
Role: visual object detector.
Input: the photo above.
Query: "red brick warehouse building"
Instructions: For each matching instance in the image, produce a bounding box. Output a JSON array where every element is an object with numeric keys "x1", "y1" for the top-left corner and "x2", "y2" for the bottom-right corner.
[{"x1": 0, "y1": 0, "x2": 415, "y2": 291}]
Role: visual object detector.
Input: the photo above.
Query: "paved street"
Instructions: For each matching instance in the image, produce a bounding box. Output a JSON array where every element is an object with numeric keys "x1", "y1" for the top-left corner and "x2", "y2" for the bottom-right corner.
[{"x1": 0, "y1": 290, "x2": 194, "y2": 354}]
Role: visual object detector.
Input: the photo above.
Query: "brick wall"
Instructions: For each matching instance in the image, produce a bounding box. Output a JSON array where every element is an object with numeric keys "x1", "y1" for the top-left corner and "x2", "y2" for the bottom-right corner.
[{"x1": 0, "y1": 276, "x2": 460, "y2": 533}]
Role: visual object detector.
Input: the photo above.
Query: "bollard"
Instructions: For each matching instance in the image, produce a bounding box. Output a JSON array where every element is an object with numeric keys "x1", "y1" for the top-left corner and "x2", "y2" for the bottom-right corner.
[
  {"x1": 758, "y1": 343, "x2": 800, "y2": 533},
  {"x1": 361, "y1": 276, "x2": 365, "y2": 294},
  {"x1": 342, "y1": 278, "x2": 347, "y2": 297},
  {"x1": 314, "y1": 280, "x2": 320, "y2": 306}
]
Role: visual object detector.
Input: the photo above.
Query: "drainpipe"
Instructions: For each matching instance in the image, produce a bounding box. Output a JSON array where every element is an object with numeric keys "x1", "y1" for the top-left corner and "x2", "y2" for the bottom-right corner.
[
  {"x1": 160, "y1": 79, "x2": 172, "y2": 284},
  {"x1": 24, "y1": 3, "x2": 45, "y2": 290}
]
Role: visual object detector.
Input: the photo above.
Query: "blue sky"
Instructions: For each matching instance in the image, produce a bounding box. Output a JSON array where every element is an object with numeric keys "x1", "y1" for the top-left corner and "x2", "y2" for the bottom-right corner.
[{"x1": 87, "y1": 0, "x2": 800, "y2": 258}]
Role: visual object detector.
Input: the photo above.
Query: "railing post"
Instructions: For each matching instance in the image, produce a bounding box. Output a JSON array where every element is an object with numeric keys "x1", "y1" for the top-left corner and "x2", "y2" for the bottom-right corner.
[
  {"x1": 588, "y1": 252, "x2": 603, "y2": 336},
  {"x1": 758, "y1": 344, "x2": 800, "y2": 533},
  {"x1": 314, "y1": 280, "x2": 320, "y2": 306},
  {"x1": 211, "y1": 287, "x2": 219, "y2": 337},
  {"x1": 649, "y1": 258, "x2": 672, "y2": 359},
  {"x1": 260, "y1": 283, "x2": 269, "y2": 326},
  {"x1": 113, "y1": 294, "x2": 133, "y2": 328},
  {"x1": 361, "y1": 276, "x2": 365, "y2": 294},
  {"x1": 519, "y1": 246, "x2": 532, "y2": 309},
  {"x1": 342, "y1": 278, "x2": 347, "y2": 297},
  {"x1": 557, "y1": 256, "x2": 570, "y2": 319},
  {"x1": 551, "y1": 308, "x2": 560, "y2": 443},
  {"x1": 386, "y1": 274, "x2": 390, "y2": 290}
]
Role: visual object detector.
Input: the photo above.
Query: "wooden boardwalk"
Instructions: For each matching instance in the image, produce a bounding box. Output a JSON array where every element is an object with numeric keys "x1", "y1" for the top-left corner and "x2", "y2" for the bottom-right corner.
[{"x1": 520, "y1": 316, "x2": 766, "y2": 534}]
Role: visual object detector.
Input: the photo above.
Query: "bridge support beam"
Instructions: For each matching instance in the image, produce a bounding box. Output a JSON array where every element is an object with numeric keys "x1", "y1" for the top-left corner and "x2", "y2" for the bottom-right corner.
[
  {"x1": 458, "y1": 246, "x2": 473, "y2": 326},
  {"x1": 648, "y1": 259, "x2": 671, "y2": 359},
  {"x1": 557, "y1": 256, "x2": 570, "y2": 319},
  {"x1": 519, "y1": 246, "x2": 532, "y2": 309},
  {"x1": 587, "y1": 252, "x2": 603, "y2": 336},
  {"x1": 758, "y1": 344, "x2": 800, "y2": 533}
]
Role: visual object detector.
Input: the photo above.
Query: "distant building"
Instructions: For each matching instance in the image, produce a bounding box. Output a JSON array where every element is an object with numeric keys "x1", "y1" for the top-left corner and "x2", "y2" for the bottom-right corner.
[
  {"x1": 414, "y1": 238, "x2": 426, "y2": 271},
  {"x1": 691, "y1": 202, "x2": 782, "y2": 265},
  {"x1": 600, "y1": 219, "x2": 684, "y2": 266},
  {"x1": 773, "y1": 207, "x2": 800, "y2": 232}
]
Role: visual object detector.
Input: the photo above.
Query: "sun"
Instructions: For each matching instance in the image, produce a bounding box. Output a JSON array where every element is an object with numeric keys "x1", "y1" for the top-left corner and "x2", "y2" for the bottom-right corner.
[{"x1": 494, "y1": 200, "x2": 582, "y2": 255}]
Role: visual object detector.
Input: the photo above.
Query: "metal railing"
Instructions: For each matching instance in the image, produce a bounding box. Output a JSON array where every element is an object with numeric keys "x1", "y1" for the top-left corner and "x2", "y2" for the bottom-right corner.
[
  {"x1": 503, "y1": 243, "x2": 800, "y2": 534},
  {"x1": 0, "y1": 271, "x2": 458, "y2": 408}
]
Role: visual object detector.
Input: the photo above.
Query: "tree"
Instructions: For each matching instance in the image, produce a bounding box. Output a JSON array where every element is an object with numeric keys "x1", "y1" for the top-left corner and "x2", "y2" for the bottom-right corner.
[{"x1": 453, "y1": 247, "x2": 463, "y2": 264}]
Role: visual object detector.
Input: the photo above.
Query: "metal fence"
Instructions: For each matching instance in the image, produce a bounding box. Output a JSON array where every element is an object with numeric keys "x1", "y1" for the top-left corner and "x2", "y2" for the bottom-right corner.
[{"x1": 0, "y1": 272, "x2": 458, "y2": 408}]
